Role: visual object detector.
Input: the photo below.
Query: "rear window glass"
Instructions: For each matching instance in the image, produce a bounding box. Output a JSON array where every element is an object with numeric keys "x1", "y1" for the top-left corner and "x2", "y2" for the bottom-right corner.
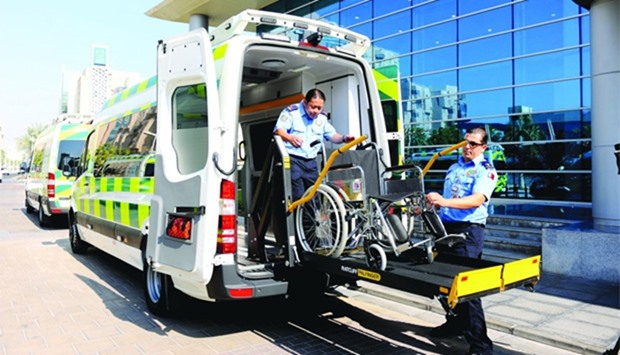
[{"x1": 57, "y1": 140, "x2": 86, "y2": 170}]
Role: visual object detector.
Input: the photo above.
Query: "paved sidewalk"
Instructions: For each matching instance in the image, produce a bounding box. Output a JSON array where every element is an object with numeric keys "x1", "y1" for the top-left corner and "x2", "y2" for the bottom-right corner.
[{"x1": 353, "y1": 271, "x2": 620, "y2": 354}]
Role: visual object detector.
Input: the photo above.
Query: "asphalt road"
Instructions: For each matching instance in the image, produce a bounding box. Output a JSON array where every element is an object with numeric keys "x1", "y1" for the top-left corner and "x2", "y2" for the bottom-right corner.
[{"x1": 0, "y1": 175, "x2": 576, "y2": 354}]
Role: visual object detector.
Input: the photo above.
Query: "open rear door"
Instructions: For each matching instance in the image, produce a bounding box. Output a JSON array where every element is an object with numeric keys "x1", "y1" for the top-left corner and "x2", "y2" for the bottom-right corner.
[{"x1": 147, "y1": 28, "x2": 221, "y2": 274}]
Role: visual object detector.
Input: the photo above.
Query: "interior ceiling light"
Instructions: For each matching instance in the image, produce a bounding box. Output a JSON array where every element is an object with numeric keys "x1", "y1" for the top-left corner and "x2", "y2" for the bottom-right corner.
[{"x1": 261, "y1": 59, "x2": 286, "y2": 68}]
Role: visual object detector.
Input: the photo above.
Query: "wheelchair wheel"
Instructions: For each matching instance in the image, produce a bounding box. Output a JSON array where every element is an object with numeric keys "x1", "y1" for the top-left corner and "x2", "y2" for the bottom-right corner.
[
  {"x1": 365, "y1": 243, "x2": 387, "y2": 270},
  {"x1": 326, "y1": 182, "x2": 357, "y2": 251},
  {"x1": 295, "y1": 184, "x2": 347, "y2": 257}
]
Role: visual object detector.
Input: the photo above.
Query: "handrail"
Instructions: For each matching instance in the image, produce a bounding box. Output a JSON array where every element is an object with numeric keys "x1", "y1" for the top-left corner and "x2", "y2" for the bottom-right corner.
[
  {"x1": 422, "y1": 140, "x2": 467, "y2": 176},
  {"x1": 288, "y1": 135, "x2": 367, "y2": 213}
]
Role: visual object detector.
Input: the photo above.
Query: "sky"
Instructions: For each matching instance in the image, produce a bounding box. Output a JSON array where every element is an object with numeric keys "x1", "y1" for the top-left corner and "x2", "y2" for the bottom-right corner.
[{"x1": 0, "y1": 1, "x2": 187, "y2": 159}]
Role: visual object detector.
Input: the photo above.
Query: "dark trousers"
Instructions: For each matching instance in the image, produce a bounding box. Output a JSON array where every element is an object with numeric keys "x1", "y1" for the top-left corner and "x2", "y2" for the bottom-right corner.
[
  {"x1": 443, "y1": 222, "x2": 494, "y2": 355},
  {"x1": 290, "y1": 156, "x2": 318, "y2": 201}
]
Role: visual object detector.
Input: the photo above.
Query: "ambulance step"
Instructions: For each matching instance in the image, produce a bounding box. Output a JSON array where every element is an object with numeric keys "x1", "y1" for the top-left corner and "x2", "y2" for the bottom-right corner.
[{"x1": 238, "y1": 264, "x2": 275, "y2": 279}]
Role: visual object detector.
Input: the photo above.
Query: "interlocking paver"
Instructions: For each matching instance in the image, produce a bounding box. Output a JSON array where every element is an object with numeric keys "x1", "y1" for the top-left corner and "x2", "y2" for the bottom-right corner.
[{"x1": 1, "y1": 178, "x2": 600, "y2": 354}]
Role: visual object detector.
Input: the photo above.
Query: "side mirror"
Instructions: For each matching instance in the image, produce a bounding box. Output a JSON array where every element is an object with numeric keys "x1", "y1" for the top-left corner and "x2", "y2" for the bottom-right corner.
[{"x1": 62, "y1": 163, "x2": 72, "y2": 177}]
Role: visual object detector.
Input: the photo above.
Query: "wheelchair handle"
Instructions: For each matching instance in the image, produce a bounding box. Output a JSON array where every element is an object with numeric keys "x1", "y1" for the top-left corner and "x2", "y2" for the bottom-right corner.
[{"x1": 288, "y1": 135, "x2": 367, "y2": 213}]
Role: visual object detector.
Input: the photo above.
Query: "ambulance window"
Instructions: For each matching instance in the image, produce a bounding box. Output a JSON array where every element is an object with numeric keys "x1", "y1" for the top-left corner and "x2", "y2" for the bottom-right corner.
[
  {"x1": 57, "y1": 140, "x2": 85, "y2": 170},
  {"x1": 174, "y1": 84, "x2": 208, "y2": 129},
  {"x1": 172, "y1": 83, "x2": 209, "y2": 174}
]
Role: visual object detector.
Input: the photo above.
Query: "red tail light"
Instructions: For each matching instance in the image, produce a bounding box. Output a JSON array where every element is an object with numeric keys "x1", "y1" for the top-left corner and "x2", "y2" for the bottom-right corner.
[
  {"x1": 47, "y1": 173, "x2": 56, "y2": 198},
  {"x1": 217, "y1": 179, "x2": 237, "y2": 254}
]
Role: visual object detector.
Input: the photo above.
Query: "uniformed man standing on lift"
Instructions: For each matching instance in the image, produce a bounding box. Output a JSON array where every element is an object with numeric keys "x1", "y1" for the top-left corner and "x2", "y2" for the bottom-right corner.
[
  {"x1": 426, "y1": 127, "x2": 498, "y2": 355},
  {"x1": 274, "y1": 88, "x2": 354, "y2": 201}
]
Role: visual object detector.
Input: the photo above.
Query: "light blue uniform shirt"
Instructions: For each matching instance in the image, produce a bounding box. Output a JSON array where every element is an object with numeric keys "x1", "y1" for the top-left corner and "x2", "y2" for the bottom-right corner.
[
  {"x1": 273, "y1": 101, "x2": 336, "y2": 159},
  {"x1": 440, "y1": 154, "x2": 498, "y2": 225}
]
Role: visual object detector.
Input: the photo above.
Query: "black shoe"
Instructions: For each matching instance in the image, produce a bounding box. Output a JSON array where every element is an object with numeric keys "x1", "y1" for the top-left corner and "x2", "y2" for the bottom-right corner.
[{"x1": 429, "y1": 323, "x2": 462, "y2": 338}]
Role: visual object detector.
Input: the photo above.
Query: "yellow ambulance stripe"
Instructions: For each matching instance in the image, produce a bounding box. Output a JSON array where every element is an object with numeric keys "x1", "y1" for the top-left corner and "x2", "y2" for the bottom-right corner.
[
  {"x1": 213, "y1": 43, "x2": 228, "y2": 60},
  {"x1": 373, "y1": 70, "x2": 399, "y2": 101}
]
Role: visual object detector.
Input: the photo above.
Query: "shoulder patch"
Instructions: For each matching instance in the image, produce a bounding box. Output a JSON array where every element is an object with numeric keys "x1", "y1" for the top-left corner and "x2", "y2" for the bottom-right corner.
[
  {"x1": 481, "y1": 160, "x2": 494, "y2": 170},
  {"x1": 285, "y1": 104, "x2": 299, "y2": 112}
]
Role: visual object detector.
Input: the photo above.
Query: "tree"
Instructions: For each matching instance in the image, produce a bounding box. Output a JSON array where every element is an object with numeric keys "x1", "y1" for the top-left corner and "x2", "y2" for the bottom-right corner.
[
  {"x1": 504, "y1": 113, "x2": 545, "y2": 169},
  {"x1": 17, "y1": 123, "x2": 47, "y2": 155},
  {"x1": 404, "y1": 126, "x2": 428, "y2": 147},
  {"x1": 429, "y1": 123, "x2": 460, "y2": 145}
]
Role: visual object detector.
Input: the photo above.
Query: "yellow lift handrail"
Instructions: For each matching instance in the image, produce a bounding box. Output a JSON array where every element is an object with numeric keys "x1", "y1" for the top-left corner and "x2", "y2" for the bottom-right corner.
[
  {"x1": 422, "y1": 140, "x2": 468, "y2": 176},
  {"x1": 288, "y1": 135, "x2": 367, "y2": 213}
]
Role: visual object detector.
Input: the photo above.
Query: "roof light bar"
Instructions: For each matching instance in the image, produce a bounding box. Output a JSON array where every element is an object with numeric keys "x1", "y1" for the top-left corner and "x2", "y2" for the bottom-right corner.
[
  {"x1": 260, "y1": 16, "x2": 277, "y2": 24},
  {"x1": 260, "y1": 32, "x2": 292, "y2": 43},
  {"x1": 209, "y1": 9, "x2": 370, "y2": 56}
]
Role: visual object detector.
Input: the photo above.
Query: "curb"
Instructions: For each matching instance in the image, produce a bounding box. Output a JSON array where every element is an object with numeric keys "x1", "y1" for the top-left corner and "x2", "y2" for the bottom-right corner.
[{"x1": 356, "y1": 282, "x2": 607, "y2": 355}]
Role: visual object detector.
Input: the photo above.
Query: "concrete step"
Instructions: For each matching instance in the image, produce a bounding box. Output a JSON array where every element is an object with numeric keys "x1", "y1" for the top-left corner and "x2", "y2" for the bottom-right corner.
[
  {"x1": 483, "y1": 237, "x2": 540, "y2": 263},
  {"x1": 482, "y1": 215, "x2": 577, "y2": 262},
  {"x1": 487, "y1": 215, "x2": 574, "y2": 229},
  {"x1": 485, "y1": 235, "x2": 541, "y2": 251},
  {"x1": 486, "y1": 224, "x2": 542, "y2": 242},
  {"x1": 482, "y1": 248, "x2": 539, "y2": 264}
]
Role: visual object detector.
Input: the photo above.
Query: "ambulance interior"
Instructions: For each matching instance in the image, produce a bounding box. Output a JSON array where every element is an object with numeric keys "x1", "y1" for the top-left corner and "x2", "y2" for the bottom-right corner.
[{"x1": 236, "y1": 44, "x2": 375, "y2": 271}]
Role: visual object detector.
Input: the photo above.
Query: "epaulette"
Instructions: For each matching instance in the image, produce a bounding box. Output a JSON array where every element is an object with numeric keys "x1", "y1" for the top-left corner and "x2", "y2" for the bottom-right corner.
[
  {"x1": 481, "y1": 160, "x2": 494, "y2": 170},
  {"x1": 285, "y1": 104, "x2": 299, "y2": 112}
]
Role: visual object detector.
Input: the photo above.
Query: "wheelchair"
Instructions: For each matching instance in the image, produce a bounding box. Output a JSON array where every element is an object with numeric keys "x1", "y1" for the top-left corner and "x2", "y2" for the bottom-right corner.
[{"x1": 292, "y1": 137, "x2": 466, "y2": 270}]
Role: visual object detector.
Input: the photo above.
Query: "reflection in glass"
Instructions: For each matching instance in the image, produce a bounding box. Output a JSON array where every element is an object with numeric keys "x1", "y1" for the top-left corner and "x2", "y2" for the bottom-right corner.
[
  {"x1": 413, "y1": 0, "x2": 456, "y2": 28},
  {"x1": 514, "y1": 0, "x2": 579, "y2": 27},
  {"x1": 412, "y1": 22, "x2": 456, "y2": 51},
  {"x1": 459, "y1": 34, "x2": 512, "y2": 66},
  {"x1": 340, "y1": 1, "x2": 372, "y2": 27},
  {"x1": 459, "y1": 61, "x2": 511, "y2": 91},
  {"x1": 374, "y1": 11, "x2": 410, "y2": 38},
  {"x1": 515, "y1": 49, "x2": 580, "y2": 84},
  {"x1": 458, "y1": 6, "x2": 510, "y2": 41},
  {"x1": 514, "y1": 19, "x2": 579, "y2": 56},
  {"x1": 412, "y1": 46, "x2": 456, "y2": 74},
  {"x1": 515, "y1": 79, "x2": 580, "y2": 112}
]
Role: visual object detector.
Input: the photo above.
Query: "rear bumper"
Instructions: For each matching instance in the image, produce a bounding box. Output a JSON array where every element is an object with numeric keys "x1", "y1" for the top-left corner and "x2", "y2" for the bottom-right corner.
[{"x1": 206, "y1": 264, "x2": 289, "y2": 300}]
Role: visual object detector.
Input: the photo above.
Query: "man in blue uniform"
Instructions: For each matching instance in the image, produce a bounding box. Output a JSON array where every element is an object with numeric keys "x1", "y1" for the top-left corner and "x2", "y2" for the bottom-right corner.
[
  {"x1": 426, "y1": 127, "x2": 498, "y2": 355},
  {"x1": 274, "y1": 89, "x2": 354, "y2": 200}
]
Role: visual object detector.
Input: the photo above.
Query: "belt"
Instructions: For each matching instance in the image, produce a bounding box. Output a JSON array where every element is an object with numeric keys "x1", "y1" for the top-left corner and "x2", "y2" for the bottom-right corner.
[
  {"x1": 289, "y1": 154, "x2": 316, "y2": 162},
  {"x1": 443, "y1": 221, "x2": 485, "y2": 228}
]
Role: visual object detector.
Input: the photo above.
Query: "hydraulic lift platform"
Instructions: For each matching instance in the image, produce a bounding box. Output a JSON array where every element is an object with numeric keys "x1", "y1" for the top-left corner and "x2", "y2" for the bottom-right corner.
[{"x1": 302, "y1": 250, "x2": 540, "y2": 308}]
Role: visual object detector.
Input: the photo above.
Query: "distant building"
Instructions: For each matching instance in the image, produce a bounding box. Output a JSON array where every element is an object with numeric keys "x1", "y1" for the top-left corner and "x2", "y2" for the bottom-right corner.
[{"x1": 60, "y1": 45, "x2": 141, "y2": 116}]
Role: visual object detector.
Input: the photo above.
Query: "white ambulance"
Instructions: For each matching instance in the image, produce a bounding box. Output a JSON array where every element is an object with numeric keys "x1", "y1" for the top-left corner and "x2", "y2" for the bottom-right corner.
[
  {"x1": 25, "y1": 119, "x2": 91, "y2": 226},
  {"x1": 69, "y1": 10, "x2": 391, "y2": 315}
]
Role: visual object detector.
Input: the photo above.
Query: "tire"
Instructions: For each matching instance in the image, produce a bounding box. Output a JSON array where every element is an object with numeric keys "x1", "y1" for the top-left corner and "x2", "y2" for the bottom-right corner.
[
  {"x1": 326, "y1": 183, "x2": 357, "y2": 250},
  {"x1": 143, "y1": 242, "x2": 178, "y2": 317},
  {"x1": 38, "y1": 200, "x2": 51, "y2": 227},
  {"x1": 25, "y1": 198, "x2": 34, "y2": 214},
  {"x1": 295, "y1": 184, "x2": 347, "y2": 257},
  {"x1": 69, "y1": 213, "x2": 89, "y2": 254},
  {"x1": 366, "y1": 243, "x2": 387, "y2": 270}
]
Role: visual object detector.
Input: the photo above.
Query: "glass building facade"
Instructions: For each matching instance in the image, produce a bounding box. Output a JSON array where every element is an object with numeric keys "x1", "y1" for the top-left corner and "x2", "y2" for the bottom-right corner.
[{"x1": 263, "y1": 0, "x2": 591, "y2": 220}]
